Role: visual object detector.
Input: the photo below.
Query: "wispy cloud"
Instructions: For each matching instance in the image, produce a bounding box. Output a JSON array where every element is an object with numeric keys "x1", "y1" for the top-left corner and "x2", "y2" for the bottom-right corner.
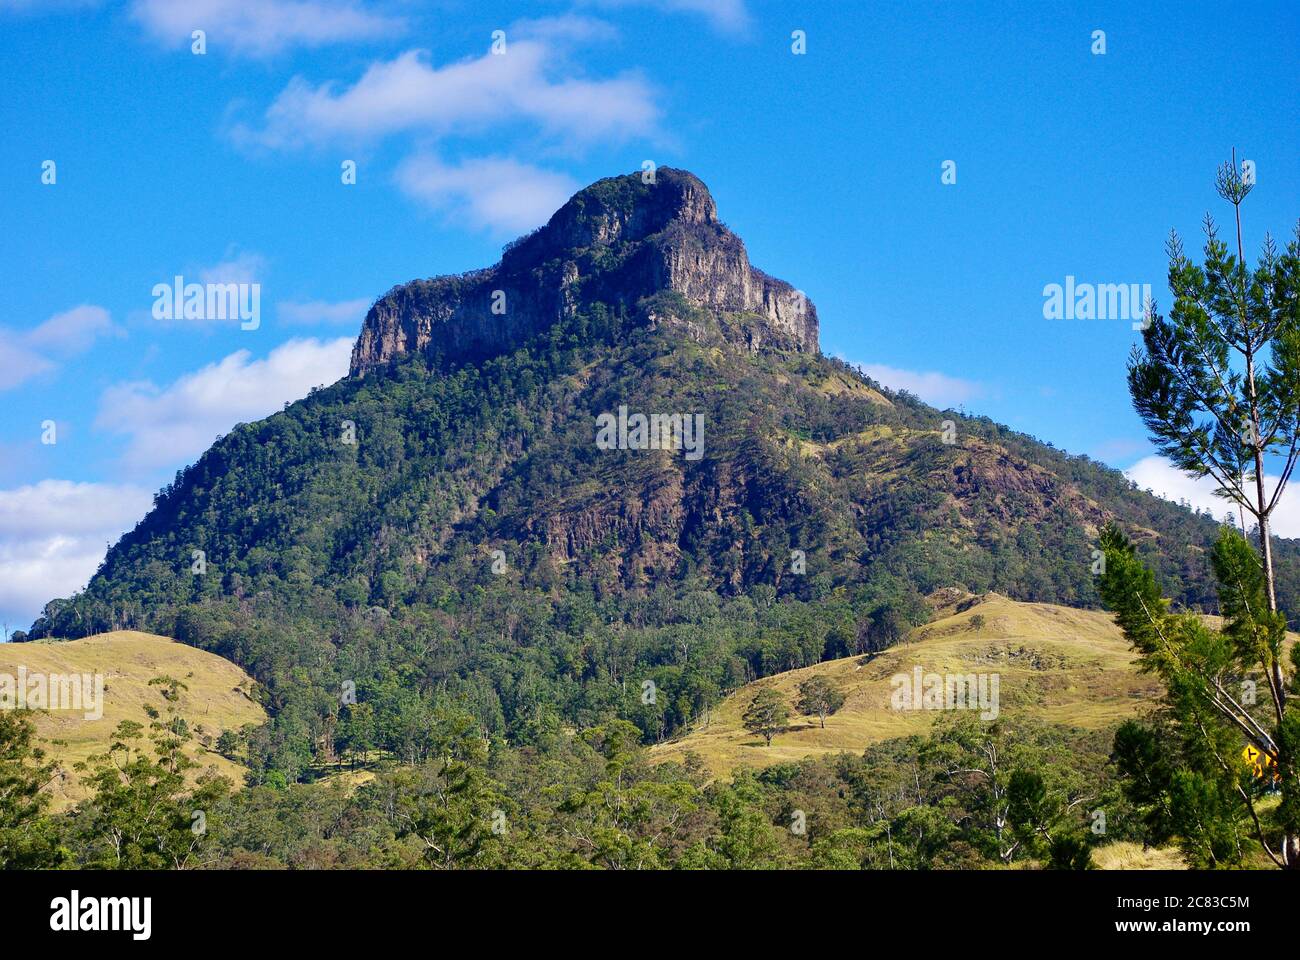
[
  {"x1": 1089, "y1": 437, "x2": 1146, "y2": 465},
  {"x1": 582, "y1": 0, "x2": 751, "y2": 34},
  {"x1": 0, "y1": 480, "x2": 153, "y2": 632},
  {"x1": 0, "y1": 340, "x2": 54, "y2": 391},
  {"x1": 130, "y1": 0, "x2": 404, "y2": 57},
  {"x1": 144, "y1": 249, "x2": 267, "y2": 327},
  {"x1": 96, "y1": 337, "x2": 353, "y2": 474},
  {"x1": 0, "y1": 0, "x2": 101, "y2": 13},
  {"x1": 396, "y1": 155, "x2": 578, "y2": 235},
  {"x1": 512, "y1": 14, "x2": 620, "y2": 44},
  {"x1": 198, "y1": 249, "x2": 266, "y2": 285},
  {"x1": 235, "y1": 42, "x2": 659, "y2": 150},
  {"x1": 278, "y1": 298, "x2": 372, "y2": 326},
  {"x1": 856, "y1": 362, "x2": 985, "y2": 409},
  {"x1": 1125, "y1": 455, "x2": 1300, "y2": 538},
  {"x1": 0, "y1": 305, "x2": 120, "y2": 391},
  {"x1": 26, "y1": 304, "x2": 119, "y2": 353}
]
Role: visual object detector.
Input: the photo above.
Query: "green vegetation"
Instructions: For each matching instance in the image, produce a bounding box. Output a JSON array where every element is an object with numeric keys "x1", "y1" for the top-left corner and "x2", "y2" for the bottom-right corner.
[
  {"x1": 797, "y1": 676, "x2": 845, "y2": 729},
  {"x1": 2, "y1": 690, "x2": 1134, "y2": 870},
  {"x1": 0, "y1": 711, "x2": 65, "y2": 869},
  {"x1": 2, "y1": 593, "x2": 1178, "y2": 870},
  {"x1": 1100, "y1": 160, "x2": 1300, "y2": 869},
  {"x1": 742, "y1": 688, "x2": 790, "y2": 746},
  {"x1": 1127, "y1": 156, "x2": 1300, "y2": 615},
  {"x1": 23, "y1": 311, "x2": 1284, "y2": 791},
  {"x1": 1099, "y1": 523, "x2": 1297, "y2": 867},
  {"x1": 7, "y1": 160, "x2": 1297, "y2": 870},
  {"x1": 0, "y1": 631, "x2": 264, "y2": 810}
]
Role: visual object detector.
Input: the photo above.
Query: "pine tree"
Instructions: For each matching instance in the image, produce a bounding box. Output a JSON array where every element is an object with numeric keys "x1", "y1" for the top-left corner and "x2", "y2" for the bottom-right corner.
[
  {"x1": 1098, "y1": 524, "x2": 1298, "y2": 867},
  {"x1": 1122, "y1": 154, "x2": 1300, "y2": 866},
  {"x1": 1128, "y1": 152, "x2": 1300, "y2": 613}
]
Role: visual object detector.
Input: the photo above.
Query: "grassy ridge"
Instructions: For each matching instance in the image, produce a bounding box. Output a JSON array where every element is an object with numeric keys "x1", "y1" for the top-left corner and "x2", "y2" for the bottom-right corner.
[
  {"x1": 651, "y1": 592, "x2": 1161, "y2": 778},
  {"x1": 0, "y1": 631, "x2": 265, "y2": 809}
]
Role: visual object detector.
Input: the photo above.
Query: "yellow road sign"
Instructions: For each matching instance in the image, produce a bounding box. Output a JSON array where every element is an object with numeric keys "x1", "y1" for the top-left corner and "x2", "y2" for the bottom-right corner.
[{"x1": 1242, "y1": 745, "x2": 1278, "y2": 781}]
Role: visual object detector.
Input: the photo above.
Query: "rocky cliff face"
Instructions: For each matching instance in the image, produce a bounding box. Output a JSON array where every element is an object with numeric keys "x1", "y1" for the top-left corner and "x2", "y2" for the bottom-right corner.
[{"x1": 349, "y1": 168, "x2": 819, "y2": 376}]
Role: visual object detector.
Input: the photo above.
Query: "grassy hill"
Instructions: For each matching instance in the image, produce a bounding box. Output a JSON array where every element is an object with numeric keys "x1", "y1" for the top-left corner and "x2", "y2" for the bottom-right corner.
[
  {"x1": 0, "y1": 631, "x2": 265, "y2": 810},
  {"x1": 651, "y1": 591, "x2": 1161, "y2": 778}
]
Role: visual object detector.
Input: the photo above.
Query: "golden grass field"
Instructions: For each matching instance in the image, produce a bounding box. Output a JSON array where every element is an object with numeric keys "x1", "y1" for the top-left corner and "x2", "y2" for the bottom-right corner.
[
  {"x1": 651, "y1": 591, "x2": 1161, "y2": 778},
  {"x1": 0, "y1": 631, "x2": 265, "y2": 810},
  {"x1": 1090, "y1": 841, "x2": 1190, "y2": 870},
  {"x1": 651, "y1": 590, "x2": 1198, "y2": 868}
]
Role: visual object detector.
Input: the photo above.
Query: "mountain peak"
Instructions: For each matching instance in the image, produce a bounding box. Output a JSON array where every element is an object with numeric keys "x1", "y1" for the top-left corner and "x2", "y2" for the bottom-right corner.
[
  {"x1": 349, "y1": 168, "x2": 818, "y2": 376},
  {"x1": 526, "y1": 168, "x2": 719, "y2": 254}
]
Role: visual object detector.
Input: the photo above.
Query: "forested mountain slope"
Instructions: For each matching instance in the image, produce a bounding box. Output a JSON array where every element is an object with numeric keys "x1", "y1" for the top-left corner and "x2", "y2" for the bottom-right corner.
[{"x1": 23, "y1": 169, "x2": 1300, "y2": 781}]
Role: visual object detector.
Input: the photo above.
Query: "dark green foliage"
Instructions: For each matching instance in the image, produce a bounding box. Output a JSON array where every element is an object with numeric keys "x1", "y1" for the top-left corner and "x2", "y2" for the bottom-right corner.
[
  {"x1": 0, "y1": 711, "x2": 67, "y2": 869},
  {"x1": 1098, "y1": 523, "x2": 1298, "y2": 867},
  {"x1": 5, "y1": 672, "x2": 1127, "y2": 871},
  {"x1": 796, "y1": 675, "x2": 846, "y2": 728},
  {"x1": 741, "y1": 688, "x2": 790, "y2": 746},
  {"x1": 69, "y1": 684, "x2": 232, "y2": 870},
  {"x1": 1126, "y1": 158, "x2": 1300, "y2": 626}
]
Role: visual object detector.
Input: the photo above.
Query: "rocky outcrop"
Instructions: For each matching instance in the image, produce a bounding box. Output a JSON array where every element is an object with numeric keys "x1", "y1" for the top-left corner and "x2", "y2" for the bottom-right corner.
[{"x1": 349, "y1": 168, "x2": 819, "y2": 376}]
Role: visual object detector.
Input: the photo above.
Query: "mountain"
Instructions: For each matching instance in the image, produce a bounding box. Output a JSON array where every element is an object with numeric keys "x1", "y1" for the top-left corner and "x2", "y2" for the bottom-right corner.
[{"x1": 23, "y1": 168, "x2": 1300, "y2": 780}]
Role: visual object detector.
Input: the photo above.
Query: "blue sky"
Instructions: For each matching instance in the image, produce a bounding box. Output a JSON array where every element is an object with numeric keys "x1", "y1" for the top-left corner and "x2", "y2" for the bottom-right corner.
[{"x1": 1, "y1": 0, "x2": 1297, "y2": 634}]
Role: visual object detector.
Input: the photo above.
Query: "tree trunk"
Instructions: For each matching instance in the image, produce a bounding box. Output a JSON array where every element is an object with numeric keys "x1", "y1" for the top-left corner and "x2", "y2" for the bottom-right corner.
[{"x1": 1252, "y1": 445, "x2": 1278, "y2": 612}]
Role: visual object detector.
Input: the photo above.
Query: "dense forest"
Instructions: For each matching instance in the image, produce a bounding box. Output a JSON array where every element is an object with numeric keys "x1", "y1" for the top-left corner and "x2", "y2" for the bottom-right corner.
[{"x1": 2, "y1": 700, "x2": 1124, "y2": 870}]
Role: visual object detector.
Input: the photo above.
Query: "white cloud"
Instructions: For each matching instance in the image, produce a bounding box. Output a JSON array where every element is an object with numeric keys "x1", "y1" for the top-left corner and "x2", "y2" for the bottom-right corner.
[
  {"x1": 0, "y1": 340, "x2": 54, "y2": 390},
  {"x1": 0, "y1": 304, "x2": 119, "y2": 391},
  {"x1": 279, "y1": 298, "x2": 371, "y2": 326},
  {"x1": 1125, "y1": 455, "x2": 1300, "y2": 538},
  {"x1": 0, "y1": 0, "x2": 100, "y2": 12},
  {"x1": 145, "y1": 249, "x2": 267, "y2": 328},
  {"x1": 96, "y1": 337, "x2": 353, "y2": 473},
  {"x1": 238, "y1": 43, "x2": 658, "y2": 149},
  {"x1": 0, "y1": 480, "x2": 153, "y2": 633},
  {"x1": 513, "y1": 14, "x2": 620, "y2": 43},
  {"x1": 26, "y1": 304, "x2": 119, "y2": 354},
  {"x1": 583, "y1": 0, "x2": 750, "y2": 33},
  {"x1": 396, "y1": 155, "x2": 579, "y2": 235},
  {"x1": 130, "y1": 0, "x2": 404, "y2": 57},
  {"x1": 198, "y1": 249, "x2": 265, "y2": 285},
  {"x1": 856, "y1": 363, "x2": 985, "y2": 409}
]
